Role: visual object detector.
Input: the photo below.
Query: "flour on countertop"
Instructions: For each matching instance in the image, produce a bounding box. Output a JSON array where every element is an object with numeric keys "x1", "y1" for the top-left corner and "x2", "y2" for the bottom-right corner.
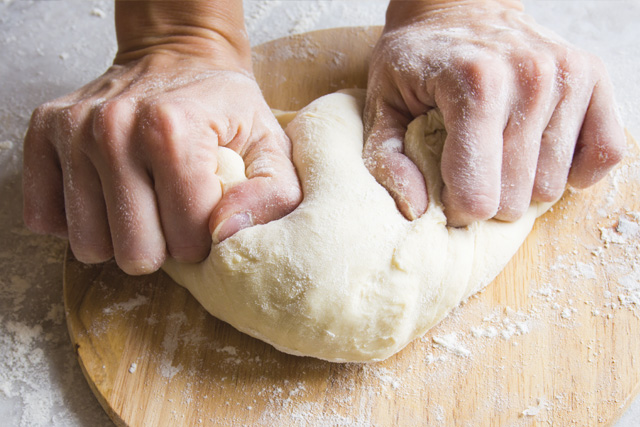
[
  {"x1": 90, "y1": 8, "x2": 106, "y2": 18},
  {"x1": 469, "y1": 306, "x2": 531, "y2": 341},
  {"x1": 2, "y1": 0, "x2": 640, "y2": 425},
  {"x1": 521, "y1": 398, "x2": 548, "y2": 417},
  {"x1": 102, "y1": 294, "x2": 149, "y2": 315},
  {"x1": 432, "y1": 333, "x2": 471, "y2": 357}
]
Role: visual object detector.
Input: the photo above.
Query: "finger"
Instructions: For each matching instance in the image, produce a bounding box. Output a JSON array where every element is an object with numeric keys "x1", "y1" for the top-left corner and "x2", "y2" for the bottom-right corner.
[
  {"x1": 568, "y1": 76, "x2": 626, "y2": 188},
  {"x1": 532, "y1": 90, "x2": 590, "y2": 203},
  {"x1": 22, "y1": 106, "x2": 67, "y2": 237},
  {"x1": 143, "y1": 103, "x2": 222, "y2": 262},
  {"x1": 437, "y1": 57, "x2": 509, "y2": 227},
  {"x1": 363, "y1": 100, "x2": 427, "y2": 220},
  {"x1": 92, "y1": 100, "x2": 166, "y2": 275},
  {"x1": 100, "y1": 166, "x2": 166, "y2": 275},
  {"x1": 210, "y1": 125, "x2": 302, "y2": 243},
  {"x1": 438, "y1": 105, "x2": 506, "y2": 226},
  {"x1": 61, "y1": 148, "x2": 113, "y2": 264},
  {"x1": 496, "y1": 55, "x2": 555, "y2": 220},
  {"x1": 494, "y1": 114, "x2": 542, "y2": 222},
  {"x1": 440, "y1": 121, "x2": 504, "y2": 227}
]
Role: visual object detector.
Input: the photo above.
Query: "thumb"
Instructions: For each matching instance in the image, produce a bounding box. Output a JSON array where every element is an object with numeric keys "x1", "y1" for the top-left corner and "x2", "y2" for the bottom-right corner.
[
  {"x1": 210, "y1": 131, "x2": 302, "y2": 243},
  {"x1": 363, "y1": 101, "x2": 428, "y2": 220}
]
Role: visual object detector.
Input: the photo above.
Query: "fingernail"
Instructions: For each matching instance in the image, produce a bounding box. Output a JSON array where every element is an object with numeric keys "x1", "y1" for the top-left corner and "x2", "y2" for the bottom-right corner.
[{"x1": 213, "y1": 212, "x2": 253, "y2": 244}]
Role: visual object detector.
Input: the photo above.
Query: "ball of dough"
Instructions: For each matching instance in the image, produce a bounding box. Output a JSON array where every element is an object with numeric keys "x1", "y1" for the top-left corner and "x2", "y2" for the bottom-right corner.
[{"x1": 163, "y1": 89, "x2": 551, "y2": 362}]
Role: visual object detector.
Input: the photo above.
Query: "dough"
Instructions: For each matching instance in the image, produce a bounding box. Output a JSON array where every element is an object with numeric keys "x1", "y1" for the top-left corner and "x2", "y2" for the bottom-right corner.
[{"x1": 163, "y1": 90, "x2": 552, "y2": 362}]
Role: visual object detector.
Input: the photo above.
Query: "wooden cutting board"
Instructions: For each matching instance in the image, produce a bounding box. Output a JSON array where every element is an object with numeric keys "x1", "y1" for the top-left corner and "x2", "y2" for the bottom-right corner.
[{"x1": 64, "y1": 27, "x2": 640, "y2": 426}]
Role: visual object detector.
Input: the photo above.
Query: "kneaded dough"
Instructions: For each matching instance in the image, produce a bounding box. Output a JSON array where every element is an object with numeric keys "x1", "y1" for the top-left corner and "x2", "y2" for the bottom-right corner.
[{"x1": 163, "y1": 90, "x2": 552, "y2": 362}]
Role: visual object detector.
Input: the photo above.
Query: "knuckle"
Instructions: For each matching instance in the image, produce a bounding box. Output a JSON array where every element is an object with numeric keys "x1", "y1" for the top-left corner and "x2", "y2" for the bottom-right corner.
[
  {"x1": 51, "y1": 103, "x2": 86, "y2": 143},
  {"x1": 556, "y1": 49, "x2": 590, "y2": 85},
  {"x1": 455, "y1": 56, "x2": 507, "y2": 102},
  {"x1": 136, "y1": 102, "x2": 191, "y2": 163},
  {"x1": 556, "y1": 46, "x2": 580, "y2": 69},
  {"x1": 30, "y1": 104, "x2": 52, "y2": 128},
  {"x1": 92, "y1": 99, "x2": 132, "y2": 160},
  {"x1": 140, "y1": 101, "x2": 186, "y2": 144},
  {"x1": 517, "y1": 55, "x2": 555, "y2": 92},
  {"x1": 585, "y1": 52, "x2": 606, "y2": 74},
  {"x1": 93, "y1": 98, "x2": 131, "y2": 137}
]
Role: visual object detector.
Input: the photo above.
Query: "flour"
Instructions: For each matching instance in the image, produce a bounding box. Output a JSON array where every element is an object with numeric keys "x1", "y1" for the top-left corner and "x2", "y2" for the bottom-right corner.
[
  {"x1": 617, "y1": 215, "x2": 640, "y2": 238},
  {"x1": 521, "y1": 398, "x2": 548, "y2": 417},
  {"x1": 572, "y1": 262, "x2": 597, "y2": 280},
  {"x1": 157, "y1": 312, "x2": 187, "y2": 379},
  {"x1": 469, "y1": 307, "x2": 531, "y2": 341},
  {"x1": 560, "y1": 308, "x2": 573, "y2": 319},
  {"x1": 90, "y1": 8, "x2": 106, "y2": 18},
  {"x1": 432, "y1": 333, "x2": 471, "y2": 357},
  {"x1": 2, "y1": 0, "x2": 640, "y2": 425},
  {"x1": 102, "y1": 294, "x2": 149, "y2": 315},
  {"x1": 601, "y1": 213, "x2": 640, "y2": 246},
  {"x1": 44, "y1": 303, "x2": 64, "y2": 325},
  {"x1": 595, "y1": 213, "x2": 640, "y2": 315},
  {"x1": 218, "y1": 345, "x2": 238, "y2": 356}
]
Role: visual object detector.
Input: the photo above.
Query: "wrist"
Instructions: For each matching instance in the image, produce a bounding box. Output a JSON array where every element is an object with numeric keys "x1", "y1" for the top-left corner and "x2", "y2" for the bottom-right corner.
[
  {"x1": 114, "y1": 0, "x2": 252, "y2": 72},
  {"x1": 385, "y1": 0, "x2": 523, "y2": 30}
]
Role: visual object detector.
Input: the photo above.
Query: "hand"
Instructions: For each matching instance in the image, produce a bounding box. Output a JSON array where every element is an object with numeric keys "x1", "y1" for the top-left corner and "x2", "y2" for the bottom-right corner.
[
  {"x1": 23, "y1": 52, "x2": 301, "y2": 275},
  {"x1": 364, "y1": 0, "x2": 626, "y2": 226}
]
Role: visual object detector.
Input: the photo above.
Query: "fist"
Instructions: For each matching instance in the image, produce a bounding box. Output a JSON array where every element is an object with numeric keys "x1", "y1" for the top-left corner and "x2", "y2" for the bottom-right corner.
[{"x1": 364, "y1": 0, "x2": 626, "y2": 226}]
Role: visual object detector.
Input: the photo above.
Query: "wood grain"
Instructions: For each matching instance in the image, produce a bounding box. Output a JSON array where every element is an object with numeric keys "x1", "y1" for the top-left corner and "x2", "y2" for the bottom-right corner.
[{"x1": 64, "y1": 27, "x2": 640, "y2": 426}]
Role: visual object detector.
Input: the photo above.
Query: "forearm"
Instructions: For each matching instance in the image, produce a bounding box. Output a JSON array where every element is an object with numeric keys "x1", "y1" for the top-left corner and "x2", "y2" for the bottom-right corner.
[
  {"x1": 114, "y1": 0, "x2": 251, "y2": 71},
  {"x1": 385, "y1": 0, "x2": 523, "y2": 30}
]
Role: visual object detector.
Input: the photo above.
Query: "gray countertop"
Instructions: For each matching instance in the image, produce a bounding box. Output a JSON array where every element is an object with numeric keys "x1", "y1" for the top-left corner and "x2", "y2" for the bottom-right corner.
[{"x1": 1, "y1": 1, "x2": 638, "y2": 425}]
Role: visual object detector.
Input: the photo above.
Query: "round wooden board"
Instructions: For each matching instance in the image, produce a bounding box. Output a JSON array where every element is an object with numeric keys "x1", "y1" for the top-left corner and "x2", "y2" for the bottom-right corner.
[{"x1": 64, "y1": 27, "x2": 640, "y2": 426}]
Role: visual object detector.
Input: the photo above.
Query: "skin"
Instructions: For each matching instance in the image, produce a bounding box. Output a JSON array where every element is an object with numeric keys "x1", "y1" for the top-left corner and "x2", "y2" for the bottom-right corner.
[
  {"x1": 23, "y1": 0, "x2": 626, "y2": 275},
  {"x1": 365, "y1": 0, "x2": 626, "y2": 226},
  {"x1": 23, "y1": 1, "x2": 302, "y2": 275}
]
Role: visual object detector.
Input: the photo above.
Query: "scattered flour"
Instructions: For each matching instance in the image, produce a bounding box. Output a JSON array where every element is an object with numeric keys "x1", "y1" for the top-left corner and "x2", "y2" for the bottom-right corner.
[
  {"x1": 469, "y1": 307, "x2": 531, "y2": 341},
  {"x1": 102, "y1": 294, "x2": 149, "y2": 315},
  {"x1": 432, "y1": 333, "x2": 471, "y2": 357},
  {"x1": 1, "y1": 0, "x2": 639, "y2": 425},
  {"x1": 572, "y1": 262, "x2": 597, "y2": 280},
  {"x1": 158, "y1": 312, "x2": 187, "y2": 379},
  {"x1": 218, "y1": 346, "x2": 238, "y2": 356},
  {"x1": 521, "y1": 398, "x2": 548, "y2": 417},
  {"x1": 617, "y1": 216, "x2": 640, "y2": 238},
  {"x1": 90, "y1": 8, "x2": 106, "y2": 18}
]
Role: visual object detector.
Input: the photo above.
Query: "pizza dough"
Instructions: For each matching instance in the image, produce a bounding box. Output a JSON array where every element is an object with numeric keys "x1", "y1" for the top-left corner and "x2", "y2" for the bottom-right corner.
[{"x1": 163, "y1": 90, "x2": 552, "y2": 362}]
